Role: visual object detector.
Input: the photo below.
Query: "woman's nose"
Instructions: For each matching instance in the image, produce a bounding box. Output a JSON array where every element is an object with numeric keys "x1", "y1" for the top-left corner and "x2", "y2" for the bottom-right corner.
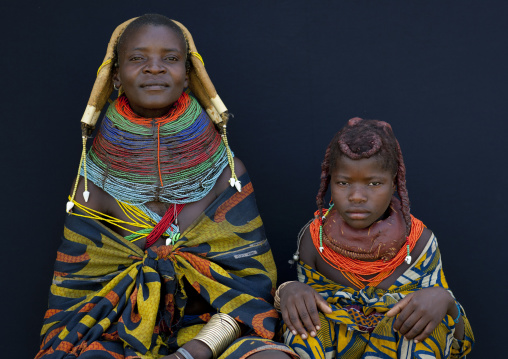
[{"x1": 143, "y1": 58, "x2": 166, "y2": 73}]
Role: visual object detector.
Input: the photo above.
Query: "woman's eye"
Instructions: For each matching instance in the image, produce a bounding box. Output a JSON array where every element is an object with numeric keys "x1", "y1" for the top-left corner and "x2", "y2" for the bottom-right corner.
[
  {"x1": 369, "y1": 182, "x2": 381, "y2": 186},
  {"x1": 129, "y1": 56, "x2": 144, "y2": 61},
  {"x1": 337, "y1": 181, "x2": 348, "y2": 186},
  {"x1": 165, "y1": 56, "x2": 178, "y2": 61}
]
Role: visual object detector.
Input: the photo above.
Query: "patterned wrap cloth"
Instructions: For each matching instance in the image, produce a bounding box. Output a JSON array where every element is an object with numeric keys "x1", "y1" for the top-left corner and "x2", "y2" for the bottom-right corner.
[
  {"x1": 283, "y1": 231, "x2": 474, "y2": 359},
  {"x1": 37, "y1": 174, "x2": 296, "y2": 359}
]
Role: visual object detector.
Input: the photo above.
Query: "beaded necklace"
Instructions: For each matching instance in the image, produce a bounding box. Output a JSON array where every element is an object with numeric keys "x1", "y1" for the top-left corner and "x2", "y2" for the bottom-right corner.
[
  {"x1": 311, "y1": 205, "x2": 425, "y2": 289},
  {"x1": 81, "y1": 93, "x2": 229, "y2": 205},
  {"x1": 69, "y1": 92, "x2": 230, "y2": 248}
]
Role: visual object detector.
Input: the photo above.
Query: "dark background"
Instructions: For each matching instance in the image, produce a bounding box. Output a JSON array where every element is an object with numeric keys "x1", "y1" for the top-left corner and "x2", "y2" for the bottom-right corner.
[{"x1": 2, "y1": 1, "x2": 505, "y2": 357}]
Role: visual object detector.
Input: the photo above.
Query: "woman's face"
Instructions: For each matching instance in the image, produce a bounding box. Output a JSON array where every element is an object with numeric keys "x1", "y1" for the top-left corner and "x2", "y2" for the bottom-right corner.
[{"x1": 113, "y1": 24, "x2": 188, "y2": 118}]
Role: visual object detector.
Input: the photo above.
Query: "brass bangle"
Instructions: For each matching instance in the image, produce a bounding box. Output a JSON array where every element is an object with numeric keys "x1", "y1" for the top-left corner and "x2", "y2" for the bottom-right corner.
[
  {"x1": 274, "y1": 281, "x2": 297, "y2": 311},
  {"x1": 193, "y1": 313, "x2": 241, "y2": 359}
]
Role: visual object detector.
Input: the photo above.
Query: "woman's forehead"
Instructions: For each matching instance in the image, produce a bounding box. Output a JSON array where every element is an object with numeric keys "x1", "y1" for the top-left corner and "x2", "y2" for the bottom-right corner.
[{"x1": 118, "y1": 24, "x2": 186, "y2": 55}]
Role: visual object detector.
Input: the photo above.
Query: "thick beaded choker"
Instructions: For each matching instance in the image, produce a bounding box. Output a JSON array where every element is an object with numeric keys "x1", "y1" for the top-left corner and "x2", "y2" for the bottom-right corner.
[{"x1": 81, "y1": 93, "x2": 229, "y2": 205}]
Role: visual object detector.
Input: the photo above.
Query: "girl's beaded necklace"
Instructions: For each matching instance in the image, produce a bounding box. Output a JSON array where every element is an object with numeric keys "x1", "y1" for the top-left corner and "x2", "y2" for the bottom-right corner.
[{"x1": 311, "y1": 205, "x2": 425, "y2": 289}]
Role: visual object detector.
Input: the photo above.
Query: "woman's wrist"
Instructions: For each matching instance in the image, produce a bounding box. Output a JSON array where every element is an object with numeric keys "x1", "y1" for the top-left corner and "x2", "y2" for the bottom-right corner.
[{"x1": 181, "y1": 340, "x2": 213, "y2": 359}]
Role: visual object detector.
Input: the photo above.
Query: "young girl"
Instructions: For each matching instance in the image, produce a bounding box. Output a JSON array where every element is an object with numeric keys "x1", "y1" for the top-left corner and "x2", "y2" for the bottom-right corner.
[
  {"x1": 277, "y1": 118, "x2": 474, "y2": 358},
  {"x1": 36, "y1": 14, "x2": 295, "y2": 359}
]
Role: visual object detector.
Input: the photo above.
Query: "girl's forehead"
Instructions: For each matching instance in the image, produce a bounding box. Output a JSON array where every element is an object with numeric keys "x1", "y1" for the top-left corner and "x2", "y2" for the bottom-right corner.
[{"x1": 333, "y1": 156, "x2": 392, "y2": 175}]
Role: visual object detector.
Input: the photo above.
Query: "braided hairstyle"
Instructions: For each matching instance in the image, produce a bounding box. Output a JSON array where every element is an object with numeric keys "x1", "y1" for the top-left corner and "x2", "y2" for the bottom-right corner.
[{"x1": 316, "y1": 117, "x2": 411, "y2": 235}]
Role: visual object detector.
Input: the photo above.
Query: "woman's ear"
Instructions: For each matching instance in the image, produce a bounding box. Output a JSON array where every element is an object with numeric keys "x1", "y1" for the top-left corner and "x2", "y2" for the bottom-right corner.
[
  {"x1": 184, "y1": 72, "x2": 189, "y2": 89},
  {"x1": 112, "y1": 68, "x2": 121, "y2": 89},
  {"x1": 392, "y1": 176, "x2": 397, "y2": 193}
]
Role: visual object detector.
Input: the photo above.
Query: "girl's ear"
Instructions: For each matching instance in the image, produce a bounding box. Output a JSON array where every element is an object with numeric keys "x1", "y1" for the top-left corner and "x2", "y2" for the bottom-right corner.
[{"x1": 392, "y1": 176, "x2": 397, "y2": 193}]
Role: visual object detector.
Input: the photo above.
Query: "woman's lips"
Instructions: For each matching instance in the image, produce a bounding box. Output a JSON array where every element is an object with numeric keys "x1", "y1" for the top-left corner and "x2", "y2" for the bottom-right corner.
[{"x1": 141, "y1": 83, "x2": 168, "y2": 90}]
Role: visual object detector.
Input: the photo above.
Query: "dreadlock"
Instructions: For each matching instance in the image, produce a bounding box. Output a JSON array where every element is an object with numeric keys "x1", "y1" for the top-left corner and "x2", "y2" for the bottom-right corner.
[{"x1": 316, "y1": 117, "x2": 411, "y2": 235}]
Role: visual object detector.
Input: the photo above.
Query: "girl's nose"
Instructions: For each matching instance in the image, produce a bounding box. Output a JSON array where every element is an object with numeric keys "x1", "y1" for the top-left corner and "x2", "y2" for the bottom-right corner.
[{"x1": 349, "y1": 186, "x2": 367, "y2": 203}]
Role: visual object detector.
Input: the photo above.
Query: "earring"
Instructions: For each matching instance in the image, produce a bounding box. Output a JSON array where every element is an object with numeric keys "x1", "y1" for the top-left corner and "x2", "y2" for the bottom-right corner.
[{"x1": 113, "y1": 84, "x2": 120, "y2": 91}]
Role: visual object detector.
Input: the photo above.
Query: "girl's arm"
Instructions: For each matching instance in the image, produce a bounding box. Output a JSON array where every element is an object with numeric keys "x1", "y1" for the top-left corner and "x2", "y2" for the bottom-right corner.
[
  {"x1": 279, "y1": 227, "x2": 332, "y2": 339},
  {"x1": 386, "y1": 287, "x2": 465, "y2": 342}
]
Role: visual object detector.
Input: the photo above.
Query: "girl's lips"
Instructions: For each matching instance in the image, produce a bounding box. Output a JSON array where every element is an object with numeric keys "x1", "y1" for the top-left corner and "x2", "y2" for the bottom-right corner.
[{"x1": 346, "y1": 211, "x2": 370, "y2": 219}]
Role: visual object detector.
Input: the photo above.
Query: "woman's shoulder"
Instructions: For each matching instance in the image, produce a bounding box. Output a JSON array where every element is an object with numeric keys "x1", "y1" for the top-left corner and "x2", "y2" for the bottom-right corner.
[
  {"x1": 213, "y1": 157, "x2": 247, "y2": 196},
  {"x1": 71, "y1": 176, "x2": 116, "y2": 214}
]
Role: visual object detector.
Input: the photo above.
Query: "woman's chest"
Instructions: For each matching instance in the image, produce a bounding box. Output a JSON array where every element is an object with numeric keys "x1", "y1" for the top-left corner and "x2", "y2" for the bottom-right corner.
[{"x1": 104, "y1": 189, "x2": 218, "y2": 249}]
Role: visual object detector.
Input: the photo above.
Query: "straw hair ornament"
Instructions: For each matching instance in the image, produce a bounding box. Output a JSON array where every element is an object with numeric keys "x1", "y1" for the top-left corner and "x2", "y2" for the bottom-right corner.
[{"x1": 67, "y1": 16, "x2": 240, "y2": 213}]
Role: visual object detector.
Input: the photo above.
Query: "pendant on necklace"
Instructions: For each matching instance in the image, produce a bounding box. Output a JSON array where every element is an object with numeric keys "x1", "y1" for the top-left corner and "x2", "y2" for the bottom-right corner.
[
  {"x1": 166, "y1": 225, "x2": 181, "y2": 246},
  {"x1": 405, "y1": 255, "x2": 412, "y2": 264}
]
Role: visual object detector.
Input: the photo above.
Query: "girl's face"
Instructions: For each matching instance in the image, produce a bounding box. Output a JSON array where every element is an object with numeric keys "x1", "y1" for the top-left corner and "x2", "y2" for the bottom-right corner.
[
  {"x1": 330, "y1": 155, "x2": 395, "y2": 229},
  {"x1": 113, "y1": 25, "x2": 188, "y2": 118}
]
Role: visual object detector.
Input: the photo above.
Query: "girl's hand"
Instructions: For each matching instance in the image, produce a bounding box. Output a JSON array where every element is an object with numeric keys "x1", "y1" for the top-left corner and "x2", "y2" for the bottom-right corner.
[
  {"x1": 385, "y1": 287, "x2": 455, "y2": 343},
  {"x1": 280, "y1": 282, "x2": 332, "y2": 339}
]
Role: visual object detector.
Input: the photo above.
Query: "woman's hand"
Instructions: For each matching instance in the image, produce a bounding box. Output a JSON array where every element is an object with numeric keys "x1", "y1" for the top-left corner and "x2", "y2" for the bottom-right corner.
[
  {"x1": 280, "y1": 282, "x2": 332, "y2": 340},
  {"x1": 385, "y1": 287, "x2": 456, "y2": 343}
]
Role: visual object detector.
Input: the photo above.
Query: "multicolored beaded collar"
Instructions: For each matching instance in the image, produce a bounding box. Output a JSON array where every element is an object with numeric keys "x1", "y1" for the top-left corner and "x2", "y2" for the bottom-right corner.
[{"x1": 80, "y1": 92, "x2": 229, "y2": 206}]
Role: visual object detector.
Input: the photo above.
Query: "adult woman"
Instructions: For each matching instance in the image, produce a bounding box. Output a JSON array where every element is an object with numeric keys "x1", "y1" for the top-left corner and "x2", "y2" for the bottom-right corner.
[{"x1": 36, "y1": 14, "x2": 295, "y2": 359}]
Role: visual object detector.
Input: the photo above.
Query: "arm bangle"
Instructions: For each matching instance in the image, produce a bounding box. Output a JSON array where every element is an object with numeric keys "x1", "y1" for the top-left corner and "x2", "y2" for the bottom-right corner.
[
  {"x1": 453, "y1": 302, "x2": 461, "y2": 323},
  {"x1": 193, "y1": 313, "x2": 241, "y2": 359},
  {"x1": 274, "y1": 281, "x2": 297, "y2": 311}
]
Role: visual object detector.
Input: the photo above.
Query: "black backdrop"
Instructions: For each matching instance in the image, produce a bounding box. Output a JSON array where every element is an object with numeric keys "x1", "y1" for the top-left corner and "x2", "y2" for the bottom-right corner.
[{"x1": 2, "y1": 1, "x2": 506, "y2": 357}]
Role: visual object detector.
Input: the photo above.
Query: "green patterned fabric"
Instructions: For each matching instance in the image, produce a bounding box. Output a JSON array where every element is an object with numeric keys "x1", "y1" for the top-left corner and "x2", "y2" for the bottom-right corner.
[{"x1": 37, "y1": 174, "x2": 295, "y2": 359}]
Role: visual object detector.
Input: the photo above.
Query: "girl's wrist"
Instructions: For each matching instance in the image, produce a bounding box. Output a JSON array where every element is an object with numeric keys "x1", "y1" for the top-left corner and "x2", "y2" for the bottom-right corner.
[
  {"x1": 446, "y1": 295, "x2": 460, "y2": 322},
  {"x1": 274, "y1": 281, "x2": 298, "y2": 311}
]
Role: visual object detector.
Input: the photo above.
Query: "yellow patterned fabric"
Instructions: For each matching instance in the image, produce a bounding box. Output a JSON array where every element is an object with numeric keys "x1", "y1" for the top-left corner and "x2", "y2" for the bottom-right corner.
[
  {"x1": 283, "y1": 233, "x2": 474, "y2": 359},
  {"x1": 37, "y1": 174, "x2": 296, "y2": 359}
]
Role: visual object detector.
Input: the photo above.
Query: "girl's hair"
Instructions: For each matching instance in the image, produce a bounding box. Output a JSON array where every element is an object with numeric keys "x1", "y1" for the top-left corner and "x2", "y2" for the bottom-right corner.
[
  {"x1": 317, "y1": 117, "x2": 411, "y2": 235},
  {"x1": 114, "y1": 14, "x2": 190, "y2": 70}
]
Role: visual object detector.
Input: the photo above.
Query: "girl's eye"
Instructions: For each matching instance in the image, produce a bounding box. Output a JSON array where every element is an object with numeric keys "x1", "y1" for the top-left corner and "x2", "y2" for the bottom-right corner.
[
  {"x1": 337, "y1": 181, "x2": 348, "y2": 186},
  {"x1": 369, "y1": 182, "x2": 381, "y2": 186}
]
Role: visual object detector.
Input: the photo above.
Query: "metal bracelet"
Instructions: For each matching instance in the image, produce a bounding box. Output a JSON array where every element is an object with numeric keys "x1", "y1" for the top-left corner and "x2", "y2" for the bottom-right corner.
[{"x1": 193, "y1": 313, "x2": 241, "y2": 359}]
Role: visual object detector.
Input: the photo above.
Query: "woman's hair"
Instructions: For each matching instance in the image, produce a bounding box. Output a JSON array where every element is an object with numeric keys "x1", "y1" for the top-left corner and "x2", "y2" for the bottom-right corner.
[
  {"x1": 114, "y1": 14, "x2": 190, "y2": 70},
  {"x1": 317, "y1": 117, "x2": 411, "y2": 235}
]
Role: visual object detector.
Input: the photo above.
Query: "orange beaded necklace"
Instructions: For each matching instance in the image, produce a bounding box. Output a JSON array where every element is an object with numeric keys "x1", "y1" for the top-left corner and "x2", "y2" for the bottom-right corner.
[{"x1": 310, "y1": 206, "x2": 425, "y2": 289}]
